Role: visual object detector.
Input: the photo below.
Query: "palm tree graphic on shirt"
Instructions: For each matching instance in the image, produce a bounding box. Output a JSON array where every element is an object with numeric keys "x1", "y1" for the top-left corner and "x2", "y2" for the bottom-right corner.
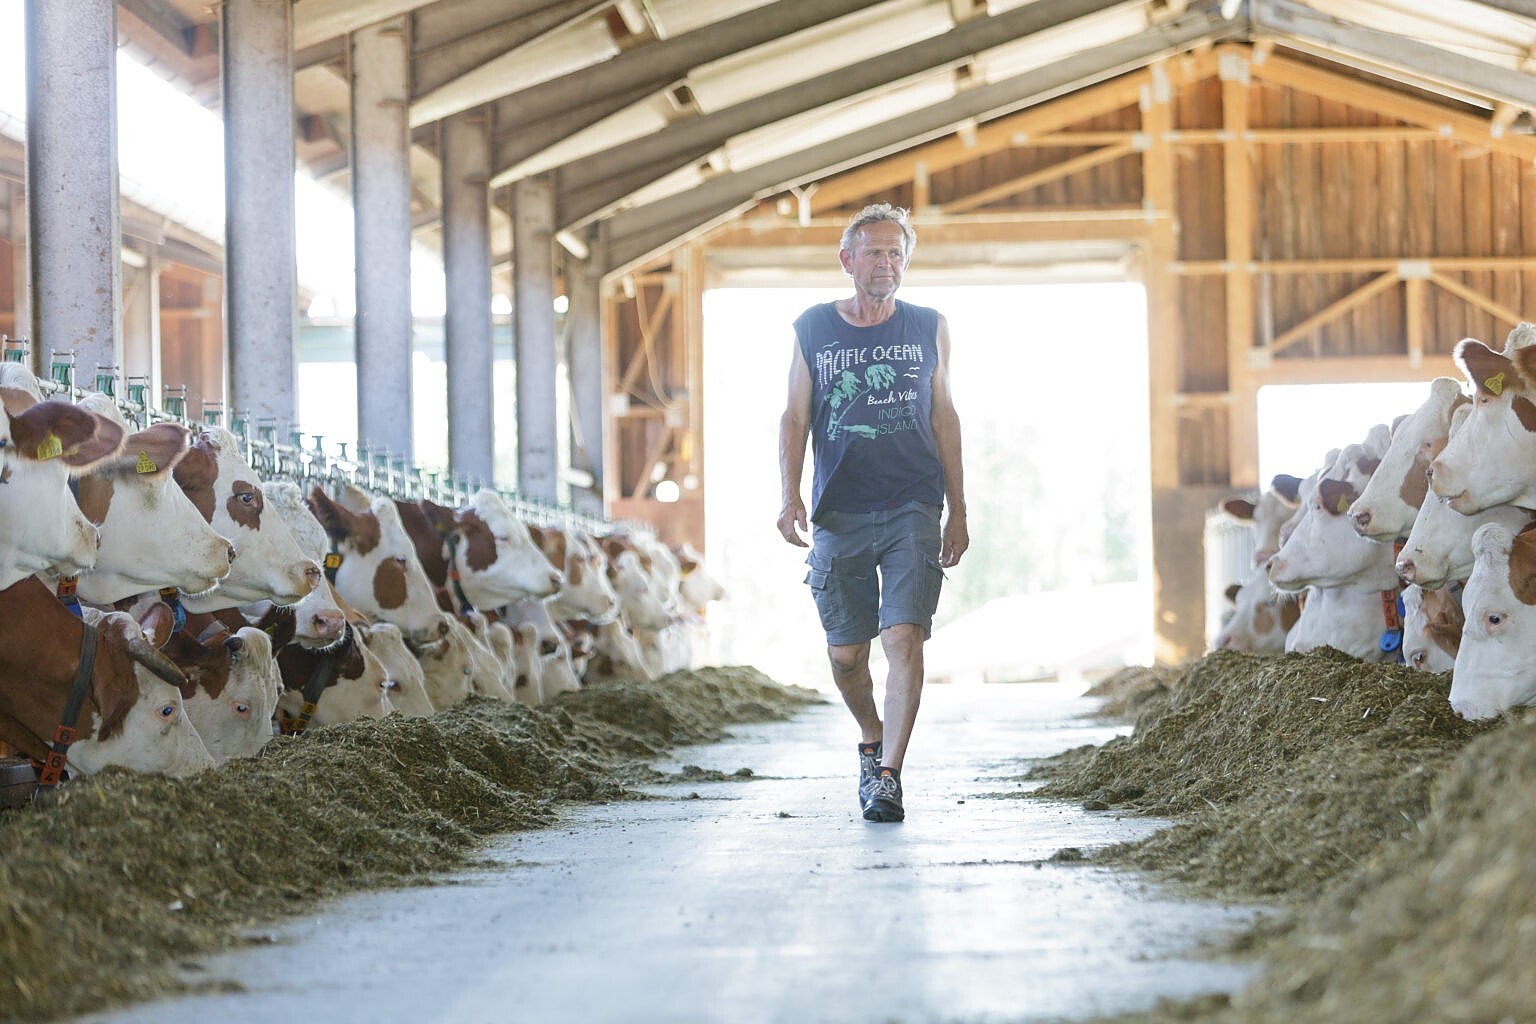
[{"x1": 826, "y1": 363, "x2": 896, "y2": 441}]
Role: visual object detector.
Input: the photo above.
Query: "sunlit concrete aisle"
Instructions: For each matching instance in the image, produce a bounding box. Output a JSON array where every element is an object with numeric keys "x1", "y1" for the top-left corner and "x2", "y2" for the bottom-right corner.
[{"x1": 77, "y1": 683, "x2": 1262, "y2": 1024}]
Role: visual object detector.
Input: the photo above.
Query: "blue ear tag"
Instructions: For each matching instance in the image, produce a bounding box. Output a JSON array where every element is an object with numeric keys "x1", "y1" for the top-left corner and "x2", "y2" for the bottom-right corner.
[{"x1": 1379, "y1": 629, "x2": 1402, "y2": 653}]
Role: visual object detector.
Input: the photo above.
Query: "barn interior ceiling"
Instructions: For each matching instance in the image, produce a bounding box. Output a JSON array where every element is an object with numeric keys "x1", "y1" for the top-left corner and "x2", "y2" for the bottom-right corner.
[{"x1": 115, "y1": 0, "x2": 1536, "y2": 276}]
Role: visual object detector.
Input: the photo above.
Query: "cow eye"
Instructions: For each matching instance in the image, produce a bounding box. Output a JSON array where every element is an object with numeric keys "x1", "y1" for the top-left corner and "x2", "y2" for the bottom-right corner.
[
  {"x1": 1489, "y1": 613, "x2": 1505, "y2": 627},
  {"x1": 1409, "y1": 650, "x2": 1426, "y2": 667},
  {"x1": 385, "y1": 679, "x2": 400, "y2": 691},
  {"x1": 233, "y1": 702, "x2": 251, "y2": 718},
  {"x1": 237, "y1": 491, "x2": 256, "y2": 505},
  {"x1": 158, "y1": 703, "x2": 177, "y2": 720},
  {"x1": 393, "y1": 556, "x2": 407, "y2": 567}
]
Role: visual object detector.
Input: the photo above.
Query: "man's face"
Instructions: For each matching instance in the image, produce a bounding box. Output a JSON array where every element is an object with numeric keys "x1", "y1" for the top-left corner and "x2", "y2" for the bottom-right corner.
[{"x1": 840, "y1": 222, "x2": 910, "y2": 301}]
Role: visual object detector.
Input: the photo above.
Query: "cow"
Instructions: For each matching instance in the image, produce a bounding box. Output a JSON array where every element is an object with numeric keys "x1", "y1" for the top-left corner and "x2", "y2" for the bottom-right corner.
[
  {"x1": 260, "y1": 482, "x2": 352, "y2": 649},
  {"x1": 1401, "y1": 583, "x2": 1462, "y2": 673},
  {"x1": 497, "y1": 599, "x2": 581, "y2": 700},
  {"x1": 1349, "y1": 377, "x2": 1468, "y2": 542},
  {"x1": 529, "y1": 523, "x2": 621, "y2": 623},
  {"x1": 1268, "y1": 466, "x2": 1404, "y2": 661},
  {"x1": 0, "y1": 388, "x2": 120, "y2": 588},
  {"x1": 275, "y1": 623, "x2": 392, "y2": 728},
  {"x1": 172, "y1": 426, "x2": 320, "y2": 610},
  {"x1": 0, "y1": 578, "x2": 214, "y2": 777},
  {"x1": 1429, "y1": 323, "x2": 1536, "y2": 514},
  {"x1": 1449, "y1": 522, "x2": 1536, "y2": 719},
  {"x1": 1211, "y1": 565, "x2": 1298, "y2": 653},
  {"x1": 1221, "y1": 475, "x2": 1303, "y2": 565},
  {"x1": 354, "y1": 622, "x2": 437, "y2": 717},
  {"x1": 397, "y1": 491, "x2": 564, "y2": 611},
  {"x1": 158, "y1": 621, "x2": 281, "y2": 763},
  {"x1": 307, "y1": 485, "x2": 447, "y2": 642},
  {"x1": 66, "y1": 404, "x2": 236, "y2": 605}
]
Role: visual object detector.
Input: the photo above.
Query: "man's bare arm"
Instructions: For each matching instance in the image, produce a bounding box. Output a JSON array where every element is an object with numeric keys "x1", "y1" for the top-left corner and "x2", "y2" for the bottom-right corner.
[
  {"x1": 778, "y1": 341, "x2": 813, "y2": 548},
  {"x1": 930, "y1": 314, "x2": 968, "y2": 568}
]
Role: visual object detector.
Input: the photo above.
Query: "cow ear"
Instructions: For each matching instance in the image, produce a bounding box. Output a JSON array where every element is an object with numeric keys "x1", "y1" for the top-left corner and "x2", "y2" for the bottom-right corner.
[
  {"x1": 1271, "y1": 474, "x2": 1303, "y2": 503},
  {"x1": 419, "y1": 498, "x2": 458, "y2": 538},
  {"x1": 307, "y1": 486, "x2": 352, "y2": 542},
  {"x1": 1224, "y1": 583, "x2": 1242, "y2": 604},
  {"x1": 1220, "y1": 497, "x2": 1256, "y2": 520},
  {"x1": 1315, "y1": 478, "x2": 1359, "y2": 516},
  {"x1": 116, "y1": 422, "x2": 192, "y2": 478},
  {"x1": 137, "y1": 601, "x2": 177, "y2": 650},
  {"x1": 1456, "y1": 339, "x2": 1516, "y2": 397}
]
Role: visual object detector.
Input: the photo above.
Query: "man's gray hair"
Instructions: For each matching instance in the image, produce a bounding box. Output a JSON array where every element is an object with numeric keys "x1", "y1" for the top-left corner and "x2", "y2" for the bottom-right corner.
[{"x1": 840, "y1": 203, "x2": 916, "y2": 256}]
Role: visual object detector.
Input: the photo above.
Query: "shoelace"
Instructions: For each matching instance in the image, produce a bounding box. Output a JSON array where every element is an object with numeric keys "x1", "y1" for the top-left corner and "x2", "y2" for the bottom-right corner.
[{"x1": 871, "y1": 773, "x2": 901, "y2": 800}]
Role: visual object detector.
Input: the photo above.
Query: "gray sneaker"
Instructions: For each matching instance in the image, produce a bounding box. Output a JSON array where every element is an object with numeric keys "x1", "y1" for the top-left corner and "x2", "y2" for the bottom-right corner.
[
  {"x1": 857, "y1": 741, "x2": 882, "y2": 809},
  {"x1": 863, "y1": 766, "x2": 904, "y2": 823}
]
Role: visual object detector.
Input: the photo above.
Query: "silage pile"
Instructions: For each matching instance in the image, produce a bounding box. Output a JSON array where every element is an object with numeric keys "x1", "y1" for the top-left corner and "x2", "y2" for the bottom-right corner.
[
  {"x1": 0, "y1": 667, "x2": 815, "y2": 1024},
  {"x1": 1038, "y1": 649, "x2": 1536, "y2": 1024}
]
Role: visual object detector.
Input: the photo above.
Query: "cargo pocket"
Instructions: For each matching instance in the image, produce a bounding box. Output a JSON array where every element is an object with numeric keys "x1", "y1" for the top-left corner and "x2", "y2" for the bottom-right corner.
[{"x1": 920, "y1": 557, "x2": 946, "y2": 617}]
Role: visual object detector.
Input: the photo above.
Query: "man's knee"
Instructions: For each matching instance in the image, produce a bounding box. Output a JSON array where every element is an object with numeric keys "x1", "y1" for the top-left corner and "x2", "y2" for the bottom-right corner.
[
  {"x1": 880, "y1": 623, "x2": 924, "y2": 659},
  {"x1": 827, "y1": 642, "x2": 869, "y2": 678}
]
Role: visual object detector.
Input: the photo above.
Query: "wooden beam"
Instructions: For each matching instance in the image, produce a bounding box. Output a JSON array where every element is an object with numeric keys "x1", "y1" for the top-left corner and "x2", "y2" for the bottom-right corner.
[
  {"x1": 940, "y1": 143, "x2": 1138, "y2": 214},
  {"x1": 1221, "y1": 47, "x2": 1258, "y2": 488},
  {"x1": 707, "y1": 208, "x2": 1163, "y2": 250},
  {"x1": 804, "y1": 54, "x2": 1230, "y2": 214},
  {"x1": 1405, "y1": 275, "x2": 1426, "y2": 368},
  {"x1": 1176, "y1": 256, "x2": 1536, "y2": 274},
  {"x1": 1255, "y1": 354, "x2": 1455, "y2": 385},
  {"x1": 1267, "y1": 270, "x2": 1402, "y2": 355},
  {"x1": 1141, "y1": 63, "x2": 1180, "y2": 494},
  {"x1": 617, "y1": 287, "x2": 675, "y2": 397},
  {"x1": 1249, "y1": 51, "x2": 1536, "y2": 165},
  {"x1": 1428, "y1": 270, "x2": 1531, "y2": 330}
]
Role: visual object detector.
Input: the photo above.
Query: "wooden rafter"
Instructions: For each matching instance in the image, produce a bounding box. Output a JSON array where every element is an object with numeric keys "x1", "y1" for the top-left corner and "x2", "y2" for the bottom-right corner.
[
  {"x1": 1268, "y1": 270, "x2": 1402, "y2": 355},
  {"x1": 938, "y1": 142, "x2": 1138, "y2": 214},
  {"x1": 1427, "y1": 271, "x2": 1529, "y2": 330},
  {"x1": 617, "y1": 286, "x2": 675, "y2": 398}
]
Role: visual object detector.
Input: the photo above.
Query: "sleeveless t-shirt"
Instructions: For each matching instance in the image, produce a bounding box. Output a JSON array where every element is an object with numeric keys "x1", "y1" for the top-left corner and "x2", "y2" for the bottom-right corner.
[{"x1": 793, "y1": 299, "x2": 945, "y2": 521}]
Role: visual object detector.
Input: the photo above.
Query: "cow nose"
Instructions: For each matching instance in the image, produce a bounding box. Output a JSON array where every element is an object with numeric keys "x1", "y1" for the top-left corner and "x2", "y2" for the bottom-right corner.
[
  {"x1": 225, "y1": 543, "x2": 238, "y2": 565},
  {"x1": 1425, "y1": 465, "x2": 1435, "y2": 484},
  {"x1": 313, "y1": 609, "x2": 345, "y2": 639},
  {"x1": 224, "y1": 635, "x2": 245, "y2": 655},
  {"x1": 304, "y1": 565, "x2": 323, "y2": 588},
  {"x1": 549, "y1": 571, "x2": 565, "y2": 590},
  {"x1": 1351, "y1": 508, "x2": 1371, "y2": 530},
  {"x1": 1396, "y1": 557, "x2": 1416, "y2": 581}
]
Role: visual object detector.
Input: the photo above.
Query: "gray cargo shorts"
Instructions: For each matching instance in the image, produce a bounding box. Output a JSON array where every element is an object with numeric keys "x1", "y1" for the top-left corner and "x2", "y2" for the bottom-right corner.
[{"x1": 803, "y1": 501, "x2": 945, "y2": 646}]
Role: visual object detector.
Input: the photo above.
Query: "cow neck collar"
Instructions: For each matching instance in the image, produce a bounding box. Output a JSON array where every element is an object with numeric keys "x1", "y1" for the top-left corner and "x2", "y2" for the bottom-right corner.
[
  {"x1": 159, "y1": 586, "x2": 187, "y2": 633},
  {"x1": 36, "y1": 620, "x2": 98, "y2": 788},
  {"x1": 286, "y1": 620, "x2": 353, "y2": 735},
  {"x1": 444, "y1": 532, "x2": 476, "y2": 613},
  {"x1": 1378, "y1": 583, "x2": 1404, "y2": 663}
]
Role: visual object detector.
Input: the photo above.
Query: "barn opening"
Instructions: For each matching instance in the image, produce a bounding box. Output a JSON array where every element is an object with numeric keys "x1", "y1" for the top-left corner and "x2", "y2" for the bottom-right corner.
[{"x1": 701, "y1": 280, "x2": 1152, "y2": 690}]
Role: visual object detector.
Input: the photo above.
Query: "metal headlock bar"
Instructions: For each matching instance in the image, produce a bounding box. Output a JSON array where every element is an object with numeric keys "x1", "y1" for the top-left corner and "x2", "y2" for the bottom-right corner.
[{"x1": 11, "y1": 341, "x2": 625, "y2": 537}]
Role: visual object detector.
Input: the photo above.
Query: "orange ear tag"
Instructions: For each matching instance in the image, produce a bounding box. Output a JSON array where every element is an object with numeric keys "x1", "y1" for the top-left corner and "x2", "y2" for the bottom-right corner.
[
  {"x1": 35, "y1": 432, "x2": 62, "y2": 460},
  {"x1": 1336, "y1": 495, "x2": 1350, "y2": 514},
  {"x1": 1486, "y1": 372, "x2": 1505, "y2": 396},
  {"x1": 136, "y1": 450, "x2": 159, "y2": 474}
]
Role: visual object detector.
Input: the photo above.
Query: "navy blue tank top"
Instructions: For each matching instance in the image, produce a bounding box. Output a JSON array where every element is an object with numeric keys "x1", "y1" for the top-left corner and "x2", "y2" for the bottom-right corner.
[{"x1": 794, "y1": 300, "x2": 945, "y2": 520}]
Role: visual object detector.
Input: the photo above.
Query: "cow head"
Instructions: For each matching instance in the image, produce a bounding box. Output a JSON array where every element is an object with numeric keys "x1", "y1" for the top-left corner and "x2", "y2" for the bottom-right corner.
[
  {"x1": 1402, "y1": 584, "x2": 1462, "y2": 674},
  {"x1": 161, "y1": 623, "x2": 281, "y2": 764},
  {"x1": 175, "y1": 426, "x2": 320, "y2": 610},
  {"x1": 428, "y1": 490, "x2": 564, "y2": 607},
  {"x1": 0, "y1": 390, "x2": 119, "y2": 587},
  {"x1": 1430, "y1": 329, "x2": 1536, "y2": 513},
  {"x1": 1450, "y1": 521, "x2": 1536, "y2": 719},
  {"x1": 70, "y1": 414, "x2": 237, "y2": 604},
  {"x1": 276, "y1": 628, "x2": 392, "y2": 726},
  {"x1": 307, "y1": 484, "x2": 447, "y2": 642},
  {"x1": 1211, "y1": 565, "x2": 1299, "y2": 653},
  {"x1": 354, "y1": 622, "x2": 436, "y2": 717},
  {"x1": 1267, "y1": 469, "x2": 1400, "y2": 593},
  {"x1": 533, "y1": 524, "x2": 620, "y2": 622},
  {"x1": 1349, "y1": 377, "x2": 1467, "y2": 542}
]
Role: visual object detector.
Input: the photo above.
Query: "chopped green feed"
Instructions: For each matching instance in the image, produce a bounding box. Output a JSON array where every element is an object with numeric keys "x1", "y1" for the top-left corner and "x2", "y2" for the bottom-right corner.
[{"x1": 0, "y1": 667, "x2": 816, "y2": 1024}]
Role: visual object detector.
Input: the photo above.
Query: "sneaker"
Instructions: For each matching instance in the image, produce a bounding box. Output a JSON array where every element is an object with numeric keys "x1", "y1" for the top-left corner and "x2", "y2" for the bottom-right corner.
[
  {"x1": 863, "y1": 766, "x2": 904, "y2": 823},
  {"x1": 857, "y1": 741, "x2": 882, "y2": 810}
]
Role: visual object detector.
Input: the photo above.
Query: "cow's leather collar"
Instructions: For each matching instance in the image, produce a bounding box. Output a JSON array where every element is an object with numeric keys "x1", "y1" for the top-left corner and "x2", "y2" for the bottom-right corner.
[
  {"x1": 1378, "y1": 585, "x2": 1405, "y2": 662},
  {"x1": 286, "y1": 621, "x2": 353, "y2": 735},
  {"x1": 444, "y1": 533, "x2": 475, "y2": 613},
  {"x1": 36, "y1": 620, "x2": 98, "y2": 787}
]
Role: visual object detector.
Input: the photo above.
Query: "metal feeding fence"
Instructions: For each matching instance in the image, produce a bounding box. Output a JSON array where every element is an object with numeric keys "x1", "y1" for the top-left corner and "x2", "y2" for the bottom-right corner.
[{"x1": 4, "y1": 339, "x2": 619, "y2": 536}]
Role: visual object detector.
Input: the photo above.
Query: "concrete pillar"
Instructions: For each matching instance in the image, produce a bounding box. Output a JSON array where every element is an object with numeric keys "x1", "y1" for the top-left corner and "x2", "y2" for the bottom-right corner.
[
  {"x1": 120, "y1": 250, "x2": 161, "y2": 396},
  {"x1": 350, "y1": 18, "x2": 414, "y2": 459},
  {"x1": 25, "y1": 0, "x2": 121, "y2": 381},
  {"x1": 6, "y1": 181, "x2": 31, "y2": 366},
  {"x1": 565, "y1": 250, "x2": 605, "y2": 515},
  {"x1": 224, "y1": 0, "x2": 299, "y2": 430},
  {"x1": 512, "y1": 174, "x2": 557, "y2": 502},
  {"x1": 440, "y1": 108, "x2": 495, "y2": 483}
]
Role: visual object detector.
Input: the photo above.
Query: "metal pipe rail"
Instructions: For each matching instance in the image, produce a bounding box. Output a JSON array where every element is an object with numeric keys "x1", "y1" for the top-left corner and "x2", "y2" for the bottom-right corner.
[{"x1": 5, "y1": 341, "x2": 623, "y2": 537}]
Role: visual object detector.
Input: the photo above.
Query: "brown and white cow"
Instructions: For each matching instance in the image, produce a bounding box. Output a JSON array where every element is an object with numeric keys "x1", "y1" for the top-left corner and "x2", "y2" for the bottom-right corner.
[
  {"x1": 260, "y1": 482, "x2": 350, "y2": 649},
  {"x1": 1450, "y1": 522, "x2": 1536, "y2": 719},
  {"x1": 1221, "y1": 474, "x2": 1303, "y2": 566},
  {"x1": 398, "y1": 490, "x2": 564, "y2": 611},
  {"x1": 1211, "y1": 565, "x2": 1298, "y2": 654},
  {"x1": 173, "y1": 426, "x2": 319, "y2": 610},
  {"x1": 1401, "y1": 583, "x2": 1462, "y2": 674},
  {"x1": 530, "y1": 524, "x2": 621, "y2": 623},
  {"x1": 66, "y1": 407, "x2": 236, "y2": 605},
  {"x1": 1349, "y1": 377, "x2": 1468, "y2": 542},
  {"x1": 1430, "y1": 325, "x2": 1536, "y2": 514},
  {"x1": 0, "y1": 389, "x2": 120, "y2": 588},
  {"x1": 275, "y1": 624, "x2": 393, "y2": 728},
  {"x1": 159, "y1": 621, "x2": 281, "y2": 763},
  {"x1": 354, "y1": 622, "x2": 437, "y2": 717},
  {"x1": 307, "y1": 485, "x2": 446, "y2": 642},
  {"x1": 0, "y1": 578, "x2": 214, "y2": 777}
]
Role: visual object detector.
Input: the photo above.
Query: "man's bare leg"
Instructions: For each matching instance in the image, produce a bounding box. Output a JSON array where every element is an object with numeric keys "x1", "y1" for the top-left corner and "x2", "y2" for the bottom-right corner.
[
  {"x1": 827, "y1": 641, "x2": 881, "y2": 744},
  {"x1": 877, "y1": 623, "x2": 924, "y2": 770}
]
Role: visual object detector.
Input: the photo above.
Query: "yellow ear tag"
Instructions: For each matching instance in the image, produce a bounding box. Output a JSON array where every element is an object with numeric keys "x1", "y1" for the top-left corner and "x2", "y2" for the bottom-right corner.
[
  {"x1": 135, "y1": 450, "x2": 158, "y2": 474},
  {"x1": 34, "y1": 432, "x2": 62, "y2": 460},
  {"x1": 1486, "y1": 372, "x2": 1505, "y2": 396},
  {"x1": 1335, "y1": 495, "x2": 1349, "y2": 514}
]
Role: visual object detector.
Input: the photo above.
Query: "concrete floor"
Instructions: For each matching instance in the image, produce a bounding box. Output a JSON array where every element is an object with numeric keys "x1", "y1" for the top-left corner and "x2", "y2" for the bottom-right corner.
[{"x1": 76, "y1": 683, "x2": 1263, "y2": 1024}]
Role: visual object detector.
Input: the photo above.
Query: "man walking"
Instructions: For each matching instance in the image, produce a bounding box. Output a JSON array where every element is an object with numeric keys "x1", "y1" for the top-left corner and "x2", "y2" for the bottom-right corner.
[{"x1": 777, "y1": 203, "x2": 967, "y2": 823}]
